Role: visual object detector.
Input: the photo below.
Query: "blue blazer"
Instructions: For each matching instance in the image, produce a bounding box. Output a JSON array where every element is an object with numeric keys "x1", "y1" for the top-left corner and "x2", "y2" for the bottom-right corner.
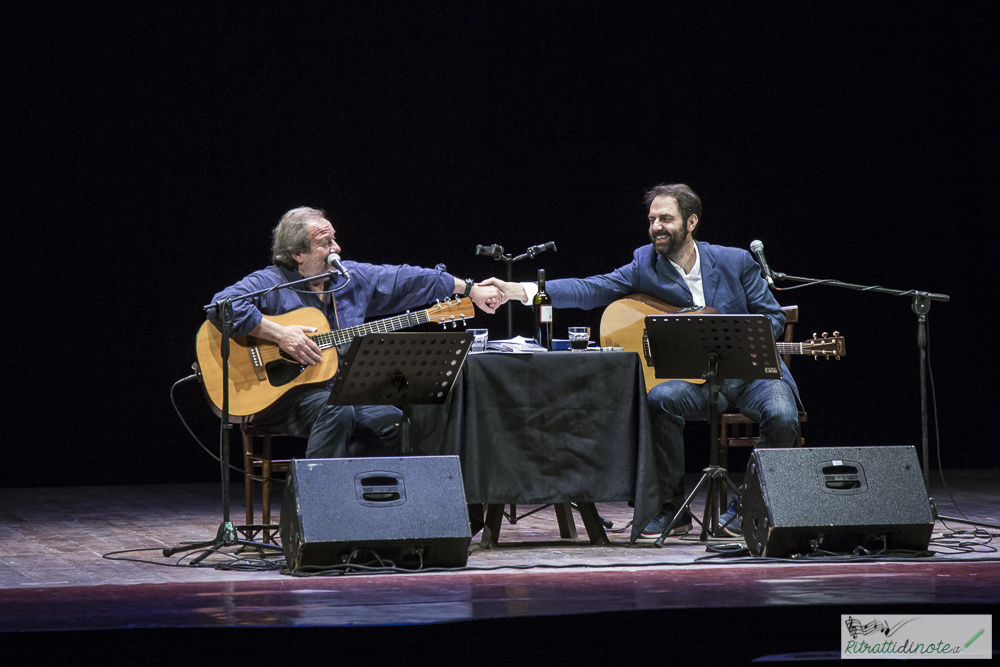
[{"x1": 547, "y1": 242, "x2": 801, "y2": 404}]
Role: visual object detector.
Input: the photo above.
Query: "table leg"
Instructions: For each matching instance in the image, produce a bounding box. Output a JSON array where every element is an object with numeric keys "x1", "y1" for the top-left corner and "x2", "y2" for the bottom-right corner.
[
  {"x1": 576, "y1": 503, "x2": 611, "y2": 545},
  {"x1": 480, "y1": 503, "x2": 505, "y2": 548},
  {"x1": 554, "y1": 503, "x2": 579, "y2": 539}
]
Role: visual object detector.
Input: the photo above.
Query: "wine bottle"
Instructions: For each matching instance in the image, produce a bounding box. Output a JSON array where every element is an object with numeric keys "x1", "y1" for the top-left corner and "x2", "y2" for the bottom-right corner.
[{"x1": 533, "y1": 268, "x2": 553, "y2": 349}]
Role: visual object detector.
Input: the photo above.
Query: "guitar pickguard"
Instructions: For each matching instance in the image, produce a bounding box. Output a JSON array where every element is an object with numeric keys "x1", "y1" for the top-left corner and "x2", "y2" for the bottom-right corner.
[{"x1": 264, "y1": 358, "x2": 307, "y2": 387}]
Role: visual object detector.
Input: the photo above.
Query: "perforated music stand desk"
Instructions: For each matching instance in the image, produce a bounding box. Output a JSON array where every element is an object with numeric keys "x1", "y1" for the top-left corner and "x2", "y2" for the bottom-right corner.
[
  {"x1": 328, "y1": 332, "x2": 473, "y2": 454},
  {"x1": 644, "y1": 313, "x2": 781, "y2": 544}
]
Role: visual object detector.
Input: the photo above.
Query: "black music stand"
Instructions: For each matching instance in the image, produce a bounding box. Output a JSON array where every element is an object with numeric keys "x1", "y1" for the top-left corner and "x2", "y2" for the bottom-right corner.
[
  {"x1": 643, "y1": 313, "x2": 781, "y2": 545},
  {"x1": 328, "y1": 332, "x2": 474, "y2": 453}
]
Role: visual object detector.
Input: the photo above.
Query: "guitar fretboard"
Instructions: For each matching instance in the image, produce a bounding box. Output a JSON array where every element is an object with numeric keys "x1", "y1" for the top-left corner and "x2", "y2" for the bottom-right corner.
[{"x1": 309, "y1": 310, "x2": 432, "y2": 349}]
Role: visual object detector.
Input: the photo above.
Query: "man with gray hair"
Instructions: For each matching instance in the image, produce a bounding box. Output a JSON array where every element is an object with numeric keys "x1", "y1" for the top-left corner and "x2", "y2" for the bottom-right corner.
[{"x1": 208, "y1": 206, "x2": 506, "y2": 459}]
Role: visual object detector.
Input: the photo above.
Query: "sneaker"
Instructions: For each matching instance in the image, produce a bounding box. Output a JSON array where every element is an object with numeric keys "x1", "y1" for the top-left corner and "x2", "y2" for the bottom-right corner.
[
  {"x1": 719, "y1": 496, "x2": 741, "y2": 536},
  {"x1": 641, "y1": 503, "x2": 692, "y2": 537}
]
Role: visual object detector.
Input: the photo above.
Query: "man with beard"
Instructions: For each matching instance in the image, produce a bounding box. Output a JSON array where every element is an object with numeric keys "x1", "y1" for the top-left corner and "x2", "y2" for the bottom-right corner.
[
  {"x1": 480, "y1": 183, "x2": 801, "y2": 537},
  {"x1": 208, "y1": 206, "x2": 506, "y2": 461}
]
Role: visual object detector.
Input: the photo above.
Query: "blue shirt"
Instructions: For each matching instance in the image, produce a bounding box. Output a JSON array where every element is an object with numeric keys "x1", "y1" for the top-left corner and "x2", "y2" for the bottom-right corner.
[{"x1": 208, "y1": 262, "x2": 456, "y2": 337}]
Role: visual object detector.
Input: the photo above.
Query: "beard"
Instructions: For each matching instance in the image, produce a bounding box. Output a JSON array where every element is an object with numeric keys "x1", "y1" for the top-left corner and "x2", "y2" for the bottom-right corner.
[{"x1": 651, "y1": 227, "x2": 689, "y2": 257}]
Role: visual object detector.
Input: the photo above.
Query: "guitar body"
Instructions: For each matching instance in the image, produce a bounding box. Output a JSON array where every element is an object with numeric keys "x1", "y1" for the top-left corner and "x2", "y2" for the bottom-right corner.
[
  {"x1": 600, "y1": 294, "x2": 845, "y2": 392},
  {"x1": 599, "y1": 294, "x2": 717, "y2": 389},
  {"x1": 196, "y1": 307, "x2": 340, "y2": 417},
  {"x1": 194, "y1": 298, "x2": 477, "y2": 417}
]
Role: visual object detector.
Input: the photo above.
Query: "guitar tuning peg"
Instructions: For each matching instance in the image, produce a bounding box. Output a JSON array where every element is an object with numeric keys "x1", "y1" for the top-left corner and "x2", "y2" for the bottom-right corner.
[
  {"x1": 835, "y1": 355, "x2": 841, "y2": 360},
  {"x1": 832, "y1": 331, "x2": 839, "y2": 337},
  {"x1": 821, "y1": 332, "x2": 829, "y2": 338},
  {"x1": 812, "y1": 333, "x2": 818, "y2": 339}
]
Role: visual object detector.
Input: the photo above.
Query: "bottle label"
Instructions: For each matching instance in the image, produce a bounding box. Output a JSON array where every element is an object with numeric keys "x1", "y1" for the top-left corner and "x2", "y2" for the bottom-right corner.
[{"x1": 539, "y1": 305, "x2": 553, "y2": 323}]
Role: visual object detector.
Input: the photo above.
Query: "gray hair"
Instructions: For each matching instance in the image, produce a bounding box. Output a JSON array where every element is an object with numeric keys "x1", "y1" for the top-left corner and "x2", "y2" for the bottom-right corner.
[{"x1": 272, "y1": 207, "x2": 325, "y2": 269}]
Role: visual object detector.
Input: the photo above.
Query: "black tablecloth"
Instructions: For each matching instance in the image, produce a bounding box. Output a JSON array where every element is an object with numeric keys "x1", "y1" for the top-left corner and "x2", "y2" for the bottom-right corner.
[{"x1": 410, "y1": 350, "x2": 665, "y2": 544}]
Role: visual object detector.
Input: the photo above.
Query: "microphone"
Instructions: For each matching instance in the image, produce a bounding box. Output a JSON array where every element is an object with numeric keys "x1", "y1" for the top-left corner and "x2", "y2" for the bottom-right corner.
[
  {"x1": 750, "y1": 240, "x2": 776, "y2": 287},
  {"x1": 326, "y1": 252, "x2": 349, "y2": 278},
  {"x1": 527, "y1": 241, "x2": 557, "y2": 258},
  {"x1": 475, "y1": 244, "x2": 505, "y2": 258}
]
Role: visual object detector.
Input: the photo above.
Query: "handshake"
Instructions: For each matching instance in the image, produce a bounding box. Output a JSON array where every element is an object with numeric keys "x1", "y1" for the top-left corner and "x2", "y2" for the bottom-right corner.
[{"x1": 466, "y1": 278, "x2": 527, "y2": 314}]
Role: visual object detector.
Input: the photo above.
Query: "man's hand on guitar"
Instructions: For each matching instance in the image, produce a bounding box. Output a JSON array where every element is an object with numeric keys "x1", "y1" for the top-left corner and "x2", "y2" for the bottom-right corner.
[
  {"x1": 276, "y1": 324, "x2": 324, "y2": 365},
  {"x1": 470, "y1": 283, "x2": 507, "y2": 314},
  {"x1": 249, "y1": 316, "x2": 323, "y2": 365}
]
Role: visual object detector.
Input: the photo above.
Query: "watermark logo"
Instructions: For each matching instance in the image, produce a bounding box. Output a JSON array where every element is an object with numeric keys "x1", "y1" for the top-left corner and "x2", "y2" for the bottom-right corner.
[{"x1": 841, "y1": 614, "x2": 991, "y2": 660}]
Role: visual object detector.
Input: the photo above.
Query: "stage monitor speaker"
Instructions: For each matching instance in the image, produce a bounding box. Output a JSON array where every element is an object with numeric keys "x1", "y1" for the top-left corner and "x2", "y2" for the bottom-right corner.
[
  {"x1": 280, "y1": 455, "x2": 471, "y2": 571},
  {"x1": 741, "y1": 446, "x2": 934, "y2": 557}
]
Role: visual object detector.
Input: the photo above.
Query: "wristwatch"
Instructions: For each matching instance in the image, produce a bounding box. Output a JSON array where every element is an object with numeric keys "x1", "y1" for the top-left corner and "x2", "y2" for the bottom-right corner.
[{"x1": 461, "y1": 278, "x2": 475, "y2": 296}]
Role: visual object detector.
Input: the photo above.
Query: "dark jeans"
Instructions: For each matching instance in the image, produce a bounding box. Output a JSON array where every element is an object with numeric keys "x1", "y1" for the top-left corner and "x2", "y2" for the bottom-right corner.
[
  {"x1": 647, "y1": 378, "x2": 799, "y2": 502},
  {"x1": 252, "y1": 386, "x2": 405, "y2": 458}
]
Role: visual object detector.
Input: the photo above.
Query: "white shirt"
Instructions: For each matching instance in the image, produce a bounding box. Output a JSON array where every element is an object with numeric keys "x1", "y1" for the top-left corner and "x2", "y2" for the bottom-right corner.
[{"x1": 667, "y1": 242, "x2": 704, "y2": 308}]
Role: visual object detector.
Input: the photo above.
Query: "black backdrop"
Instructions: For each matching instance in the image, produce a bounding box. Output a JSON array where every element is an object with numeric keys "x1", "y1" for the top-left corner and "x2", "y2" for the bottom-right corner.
[{"x1": 7, "y1": 4, "x2": 995, "y2": 487}]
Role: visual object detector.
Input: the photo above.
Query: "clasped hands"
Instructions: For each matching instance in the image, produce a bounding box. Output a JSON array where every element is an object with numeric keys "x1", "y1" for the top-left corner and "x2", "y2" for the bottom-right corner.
[
  {"x1": 468, "y1": 281, "x2": 505, "y2": 314},
  {"x1": 467, "y1": 278, "x2": 526, "y2": 314}
]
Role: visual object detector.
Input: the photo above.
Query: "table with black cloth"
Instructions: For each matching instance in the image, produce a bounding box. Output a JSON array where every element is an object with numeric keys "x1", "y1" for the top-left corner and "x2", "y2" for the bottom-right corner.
[{"x1": 410, "y1": 350, "x2": 666, "y2": 545}]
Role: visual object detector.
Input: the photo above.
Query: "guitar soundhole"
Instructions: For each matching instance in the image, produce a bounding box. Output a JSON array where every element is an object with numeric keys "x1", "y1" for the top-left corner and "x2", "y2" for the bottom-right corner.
[{"x1": 265, "y1": 359, "x2": 306, "y2": 387}]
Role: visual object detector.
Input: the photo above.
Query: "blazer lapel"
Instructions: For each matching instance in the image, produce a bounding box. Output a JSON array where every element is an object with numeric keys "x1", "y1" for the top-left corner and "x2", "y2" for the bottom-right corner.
[
  {"x1": 698, "y1": 241, "x2": 721, "y2": 308},
  {"x1": 654, "y1": 253, "x2": 691, "y2": 296}
]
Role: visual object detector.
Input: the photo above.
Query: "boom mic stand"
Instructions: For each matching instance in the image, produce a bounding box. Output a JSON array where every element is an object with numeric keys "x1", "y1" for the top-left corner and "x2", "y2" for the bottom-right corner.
[
  {"x1": 764, "y1": 268, "x2": 947, "y2": 491},
  {"x1": 761, "y1": 262, "x2": 997, "y2": 530},
  {"x1": 163, "y1": 270, "x2": 344, "y2": 563},
  {"x1": 475, "y1": 242, "x2": 556, "y2": 338}
]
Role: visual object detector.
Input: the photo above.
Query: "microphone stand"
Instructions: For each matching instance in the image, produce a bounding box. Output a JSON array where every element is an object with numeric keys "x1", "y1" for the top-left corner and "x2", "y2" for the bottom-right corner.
[
  {"x1": 476, "y1": 243, "x2": 556, "y2": 338},
  {"x1": 163, "y1": 270, "x2": 344, "y2": 563},
  {"x1": 770, "y1": 269, "x2": 947, "y2": 490},
  {"x1": 765, "y1": 270, "x2": 997, "y2": 530}
]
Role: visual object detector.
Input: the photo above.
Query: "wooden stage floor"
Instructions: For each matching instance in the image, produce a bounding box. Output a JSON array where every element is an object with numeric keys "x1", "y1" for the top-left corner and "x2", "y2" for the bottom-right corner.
[{"x1": 2, "y1": 470, "x2": 998, "y2": 664}]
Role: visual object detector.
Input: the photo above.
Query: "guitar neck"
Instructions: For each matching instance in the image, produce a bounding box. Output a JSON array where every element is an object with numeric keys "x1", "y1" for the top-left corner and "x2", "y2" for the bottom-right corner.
[
  {"x1": 308, "y1": 309, "x2": 434, "y2": 349},
  {"x1": 776, "y1": 342, "x2": 811, "y2": 355}
]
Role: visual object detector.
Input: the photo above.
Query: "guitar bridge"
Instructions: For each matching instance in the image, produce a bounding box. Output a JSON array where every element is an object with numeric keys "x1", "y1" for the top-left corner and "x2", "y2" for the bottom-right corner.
[
  {"x1": 248, "y1": 345, "x2": 267, "y2": 381},
  {"x1": 642, "y1": 329, "x2": 653, "y2": 367}
]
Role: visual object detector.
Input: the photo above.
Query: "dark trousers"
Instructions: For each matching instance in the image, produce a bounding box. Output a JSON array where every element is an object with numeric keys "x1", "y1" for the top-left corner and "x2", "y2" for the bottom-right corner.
[
  {"x1": 252, "y1": 386, "x2": 405, "y2": 458},
  {"x1": 647, "y1": 378, "x2": 799, "y2": 503}
]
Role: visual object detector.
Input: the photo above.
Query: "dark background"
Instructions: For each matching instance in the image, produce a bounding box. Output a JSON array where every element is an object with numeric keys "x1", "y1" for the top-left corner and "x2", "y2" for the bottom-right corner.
[{"x1": 7, "y1": 4, "x2": 995, "y2": 487}]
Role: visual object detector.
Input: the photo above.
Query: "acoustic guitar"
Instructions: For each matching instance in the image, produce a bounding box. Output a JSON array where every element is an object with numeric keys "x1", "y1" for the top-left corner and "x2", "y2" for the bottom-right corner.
[
  {"x1": 599, "y1": 294, "x2": 845, "y2": 390},
  {"x1": 195, "y1": 298, "x2": 475, "y2": 416}
]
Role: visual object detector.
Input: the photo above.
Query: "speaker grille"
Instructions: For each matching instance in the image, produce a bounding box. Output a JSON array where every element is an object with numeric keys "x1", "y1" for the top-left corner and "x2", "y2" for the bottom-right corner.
[
  {"x1": 742, "y1": 446, "x2": 933, "y2": 557},
  {"x1": 280, "y1": 456, "x2": 472, "y2": 570}
]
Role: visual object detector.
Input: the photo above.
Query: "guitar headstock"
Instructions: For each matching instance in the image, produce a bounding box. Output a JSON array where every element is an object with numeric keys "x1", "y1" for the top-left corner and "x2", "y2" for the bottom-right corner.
[
  {"x1": 429, "y1": 297, "x2": 476, "y2": 328},
  {"x1": 805, "y1": 331, "x2": 845, "y2": 360}
]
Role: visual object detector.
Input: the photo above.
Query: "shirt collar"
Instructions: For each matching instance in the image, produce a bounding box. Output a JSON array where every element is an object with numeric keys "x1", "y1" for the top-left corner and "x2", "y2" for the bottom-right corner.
[{"x1": 668, "y1": 241, "x2": 701, "y2": 278}]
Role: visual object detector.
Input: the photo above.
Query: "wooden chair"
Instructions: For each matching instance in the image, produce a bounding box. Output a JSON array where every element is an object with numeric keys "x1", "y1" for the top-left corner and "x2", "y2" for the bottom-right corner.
[
  {"x1": 239, "y1": 421, "x2": 292, "y2": 546},
  {"x1": 191, "y1": 358, "x2": 291, "y2": 546},
  {"x1": 718, "y1": 305, "x2": 807, "y2": 505}
]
